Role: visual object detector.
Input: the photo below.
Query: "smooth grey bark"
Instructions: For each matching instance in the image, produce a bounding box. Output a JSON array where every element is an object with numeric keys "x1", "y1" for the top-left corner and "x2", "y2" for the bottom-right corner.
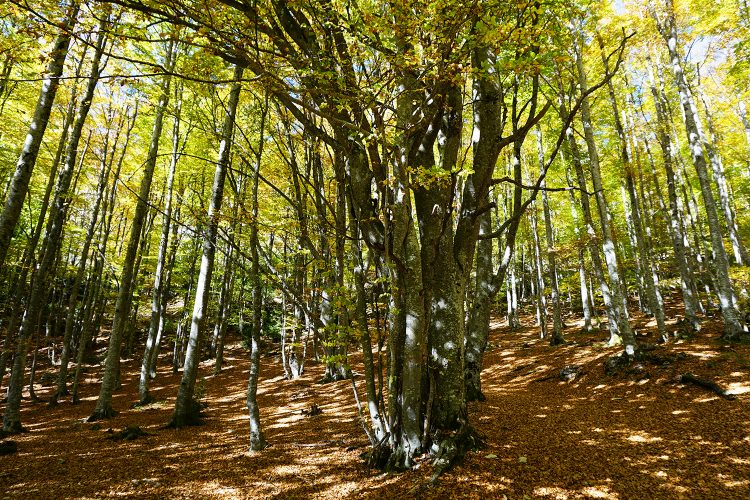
[
  {"x1": 320, "y1": 137, "x2": 351, "y2": 383},
  {"x1": 0, "y1": 53, "x2": 86, "y2": 388},
  {"x1": 416, "y1": 83, "x2": 466, "y2": 439},
  {"x1": 0, "y1": 2, "x2": 79, "y2": 270},
  {"x1": 279, "y1": 238, "x2": 291, "y2": 379},
  {"x1": 464, "y1": 45, "x2": 536, "y2": 399},
  {"x1": 677, "y1": 157, "x2": 716, "y2": 308},
  {"x1": 529, "y1": 191, "x2": 548, "y2": 339},
  {"x1": 2, "y1": 23, "x2": 102, "y2": 432},
  {"x1": 52, "y1": 138, "x2": 109, "y2": 403},
  {"x1": 173, "y1": 235, "x2": 199, "y2": 373},
  {"x1": 575, "y1": 41, "x2": 637, "y2": 355},
  {"x1": 508, "y1": 254, "x2": 520, "y2": 328},
  {"x1": 652, "y1": 0, "x2": 745, "y2": 340},
  {"x1": 0, "y1": 73, "x2": 82, "y2": 392},
  {"x1": 149, "y1": 183, "x2": 184, "y2": 377},
  {"x1": 213, "y1": 164, "x2": 242, "y2": 374},
  {"x1": 621, "y1": 183, "x2": 645, "y2": 311},
  {"x1": 51, "y1": 26, "x2": 109, "y2": 403},
  {"x1": 649, "y1": 60, "x2": 700, "y2": 331},
  {"x1": 465, "y1": 207, "x2": 493, "y2": 401},
  {"x1": 562, "y1": 100, "x2": 619, "y2": 343},
  {"x1": 0, "y1": 53, "x2": 14, "y2": 122},
  {"x1": 172, "y1": 65, "x2": 243, "y2": 428},
  {"x1": 247, "y1": 89, "x2": 267, "y2": 450},
  {"x1": 352, "y1": 218, "x2": 386, "y2": 442},
  {"x1": 71, "y1": 104, "x2": 136, "y2": 403},
  {"x1": 538, "y1": 129, "x2": 564, "y2": 344},
  {"x1": 212, "y1": 243, "x2": 235, "y2": 373},
  {"x1": 565, "y1": 165, "x2": 594, "y2": 332},
  {"x1": 597, "y1": 35, "x2": 667, "y2": 342},
  {"x1": 697, "y1": 84, "x2": 749, "y2": 266},
  {"x1": 737, "y1": 101, "x2": 750, "y2": 170},
  {"x1": 382, "y1": 69, "x2": 429, "y2": 465},
  {"x1": 283, "y1": 131, "x2": 316, "y2": 379},
  {"x1": 123, "y1": 205, "x2": 158, "y2": 361},
  {"x1": 89, "y1": 42, "x2": 175, "y2": 420},
  {"x1": 139, "y1": 84, "x2": 182, "y2": 404}
]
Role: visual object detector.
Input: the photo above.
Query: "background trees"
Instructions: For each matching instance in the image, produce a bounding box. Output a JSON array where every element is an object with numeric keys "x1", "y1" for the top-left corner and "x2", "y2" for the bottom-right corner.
[{"x1": 1, "y1": 0, "x2": 750, "y2": 476}]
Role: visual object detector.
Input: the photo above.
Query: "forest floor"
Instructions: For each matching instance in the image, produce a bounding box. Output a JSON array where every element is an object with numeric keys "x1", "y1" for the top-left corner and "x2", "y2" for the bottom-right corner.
[{"x1": 2, "y1": 300, "x2": 750, "y2": 499}]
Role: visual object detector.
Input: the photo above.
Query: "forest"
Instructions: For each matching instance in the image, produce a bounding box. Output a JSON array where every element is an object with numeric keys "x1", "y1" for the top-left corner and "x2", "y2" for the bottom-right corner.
[{"x1": 1, "y1": 0, "x2": 750, "y2": 497}]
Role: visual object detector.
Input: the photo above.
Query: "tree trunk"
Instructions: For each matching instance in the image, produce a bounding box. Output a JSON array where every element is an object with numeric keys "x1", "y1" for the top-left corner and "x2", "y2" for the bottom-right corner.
[
  {"x1": 247, "y1": 90, "x2": 267, "y2": 450},
  {"x1": 51, "y1": 27, "x2": 109, "y2": 403},
  {"x1": 652, "y1": 1, "x2": 745, "y2": 340},
  {"x1": 564, "y1": 164, "x2": 594, "y2": 332},
  {"x1": 561, "y1": 98, "x2": 620, "y2": 344},
  {"x1": 149, "y1": 183, "x2": 184, "y2": 377},
  {"x1": 465, "y1": 207, "x2": 493, "y2": 401},
  {"x1": 575, "y1": 41, "x2": 637, "y2": 355},
  {"x1": 123, "y1": 205, "x2": 158, "y2": 361},
  {"x1": 139, "y1": 85, "x2": 182, "y2": 403},
  {"x1": 529, "y1": 193, "x2": 548, "y2": 339},
  {"x1": 89, "y1": 41, "x2": 175, "y2": 421},
  {"x1": 697, "y1": 84, "x2": 749, "y2": 266},
  {"x1": 597, "y1": 34, "x2": 667, "y2": 342},
  {"x1": 212, "y1": 235, "x2": 236, "y2": 374},
  {"x1": 0, "y1": 1, "x2": 79, "y2": 269},
  {"x1": 171, "y1": 65, "x2": 243, "y2": 427},
  {"x1": 351, "y1": 217, "x2": 386, "y2": 441},
  {"x1": 736, "y1": 101, "x2": 750, "y2": 175},
  {"x1": 538, "y1": 129, "x2": 564, "y2": 344},
  {"x1": 2, "y1": 23, "x2": 103, "y2": 432}
]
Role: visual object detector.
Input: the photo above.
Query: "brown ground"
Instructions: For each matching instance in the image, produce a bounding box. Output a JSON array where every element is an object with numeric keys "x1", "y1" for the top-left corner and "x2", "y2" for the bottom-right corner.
[{"x1": 2, "y1": 303, "x2": 750, "y2": 499}]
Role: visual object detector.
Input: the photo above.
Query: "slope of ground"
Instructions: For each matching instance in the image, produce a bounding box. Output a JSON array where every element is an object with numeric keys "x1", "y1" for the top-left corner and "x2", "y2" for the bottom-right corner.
[{"x1": 2, "y1": 304, "x2": 750, "y2": 499}]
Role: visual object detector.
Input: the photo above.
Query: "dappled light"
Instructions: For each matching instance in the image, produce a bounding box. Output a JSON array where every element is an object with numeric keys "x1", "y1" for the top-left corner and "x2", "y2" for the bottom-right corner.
[
  {"x1": 2, "y1": 0, "x2": 750, "y2": 497},
  {"x1": 6, "y1": 302, "x2": 749, "y2": 498}
]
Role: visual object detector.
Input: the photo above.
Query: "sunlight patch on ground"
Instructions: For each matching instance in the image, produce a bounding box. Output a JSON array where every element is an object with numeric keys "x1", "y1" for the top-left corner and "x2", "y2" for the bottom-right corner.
[
  {"x1": 681, "y1": 350, "x2": 721, "y2": 360},
  {"x1": 717, "y1": 474, "x2": 750, "y2": 488},
  {"x1": 726, "y1": 382, "x2": 750, "y2": 395},
  {"x1": 533, "y1": 482, "x2": 618, "y2": 498},
  {"x1": 693, "y1": 396, "x2": 720, "y2": 403},
  {"x1": 215, "y1": 393, "x2": 245, "y2": 403},
  {"x1": 626, "y1": 432, "x2": 663, "y2": 443},
  {"x1": 271, "y1": 464, "x2": 320, "y2": 476},
  {"x1": 581, "y1": 485, "x2": 618, "y2": 498},
  {"x1": 659, "y1": 483, "x2": 690, "y2": 494}
]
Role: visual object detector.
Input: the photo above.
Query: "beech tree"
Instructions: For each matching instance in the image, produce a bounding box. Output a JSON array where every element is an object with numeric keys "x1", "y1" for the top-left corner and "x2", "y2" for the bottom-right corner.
[{"x1": 1, "y1": 0, "x2": 750, "y2": 482}]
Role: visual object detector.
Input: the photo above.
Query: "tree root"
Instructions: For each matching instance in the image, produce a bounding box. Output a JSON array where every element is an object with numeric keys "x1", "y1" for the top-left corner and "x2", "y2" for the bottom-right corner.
[
  {"x1": 107, "y1": 425, "x2": 152, "y2": 441},
  {"x1": 86, "y1": 407, "x2": 118, "y2": 422},
  {"x1": 678, "y1": 372, "x2": 736, "y2": 400},
  {"x1": 605, "y1": 347, "x2": 687, "y2": 376},
  {"x1": 363, "y1": 425, "x2": 484, "y2": 479},
  {"x1": 549, "y1": 335, "x2": 566, "y2": 346},
  {"x1": 534, "y1": 365, "x2": 583, "y2": 383},
  {"x1": 133, "y1": 394, "x2": 154, "y2": 408},
  {"x1": 167, "y1": 398, "x2": 206, "y2": 428},
  {"x1": 430, "y1": 425, "x2": 483, "y2": 483},
  {"x1": 1, "y1": 421, "x2": 27, "y2": 435},
  {"x1": 362, "y1": 433, "x2": 392, "y2": 470},
  {"x1": 301, "y1": 402, "x2": 322, "y2": 416}
]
